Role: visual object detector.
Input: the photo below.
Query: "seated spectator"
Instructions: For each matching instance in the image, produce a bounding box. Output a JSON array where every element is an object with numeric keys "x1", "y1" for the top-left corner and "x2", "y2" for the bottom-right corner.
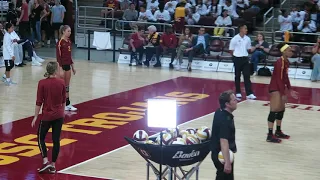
[
  {"x1": 184, "y1": 27, "x2": 211, "y2": 71},
  {"x1": 175, "y1": 27, "x2": 193, "y2": 70},
  {"x1": 196, "y1": 0, "x2": 210, "y2": 16},
  {"x1": 154, "y1": 6, "x2": 171, "y2": 23},
  {"x1": 164, "y1": 0, "x2": 178, "y2": 16},
  {"x1": 174, "y1": 2, "x2": 187, "y2": 32},
  {"x1": 297, "y1": 13, "x2": 316, "y2": 33},
  {"x1": 100, "y1": 0, "x2": 119, "y2": 25},
  {"x1": 250, "y1": 33, "x2": 270, "y2": 75},
  {"x1": 157, "y1": 26, "x2": 177, "y2": 69},
  {"x1": 122, "y1": 3, "x2": 138, "y2": 28},
  {"x1": 147, "y1": 0, "x2": 159, "y2": 10},
  {"x1": 129, "y1": 26, "x2": 146, "y2": 66},
  {"x1": 186, "y1": 7, "x2": 200, "y2": 25},
  {"x1": 290, "y1": 6, "x2": 303, "y2": 31},
  {"x1": 144, "y1": 25, "x2": 161, "y2": 67},
  {"x1": 217, "y1": 0, "x2": 239, "y2": 19},
  {"x1": 236, "y1": 0, "x2": 249, "y2": 15},
  {"x1": 311, "y1": 37, "x2": 320, "y2": 82},
  {"x1": 214, "y1": 9, "x2": 232, "y2": 36},
  {"x1": 138, "y1": 5, "x2": 156, "y2": 22}
]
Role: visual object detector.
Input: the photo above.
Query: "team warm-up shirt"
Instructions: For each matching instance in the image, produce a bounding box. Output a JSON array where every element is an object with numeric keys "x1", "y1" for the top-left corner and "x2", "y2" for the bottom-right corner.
[
  {"x1": 269, "y1": 57, "x2": 291, "y2": 95},
  {"x1": 210, "y1": 108, "x2": 237, "y2": 160},
  {"x1": 36, "y1": 78, "x2": 66, "y2": 121},
  {"x1": 56, "y1": 39, "x2": 73, "y2": 66}
]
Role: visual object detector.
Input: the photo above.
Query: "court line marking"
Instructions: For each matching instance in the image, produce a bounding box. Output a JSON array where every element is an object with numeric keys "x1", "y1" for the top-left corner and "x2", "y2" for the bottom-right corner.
[{"x1": 59, "y1": 100, "x2": 248, "y2": 176}]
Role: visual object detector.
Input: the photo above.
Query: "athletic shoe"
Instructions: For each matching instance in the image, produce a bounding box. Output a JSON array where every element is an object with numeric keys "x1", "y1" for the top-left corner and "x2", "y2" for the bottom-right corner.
[
  {"x1": 32, "y1": 57, "x2": 42, "y2": 66},
  {"x1": 65, "y1": 105, "x2": 77, "y2": 111},
  {"x1": 2, "y1": 76, "x2": 6, "y2": 82},
  {"x1": 4, "y1": 80, "x2": 10, "y2": 86},
  {"x1": 9, "y1": 80, "x2": 17, "y2": 85},
  {"x1": 266, "y1": 134, "x2": 282, "y2": 143},
  {"x1": 246, "y1": 94, "x2": 256, "y2": 100},
  {"x1": 36, "y1": 56, "x2": 45, "y2": 63},
  {"x1": 275, "y1": 131, "x2": 290, "y2": 139},
  {"x1": 48, "y1": 166, "x2": 56, "y2": 174},
  {"x1": 236, "y1": 93, "x2": 242, "y2": 99},
  {"x1": 38, "y1": 162, "x2": 52, "y2": 173}
]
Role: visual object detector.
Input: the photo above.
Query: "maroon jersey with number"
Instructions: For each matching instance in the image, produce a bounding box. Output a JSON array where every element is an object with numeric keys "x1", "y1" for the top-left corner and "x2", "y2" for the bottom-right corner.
[{"x1": 56, "y1": 39, "x2": 73, "y2": 66}]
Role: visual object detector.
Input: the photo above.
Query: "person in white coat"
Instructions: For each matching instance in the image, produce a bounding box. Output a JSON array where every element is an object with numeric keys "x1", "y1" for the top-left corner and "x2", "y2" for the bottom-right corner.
[{"x1": 2, "y1": 23, "x2": 16, "y2": 86}]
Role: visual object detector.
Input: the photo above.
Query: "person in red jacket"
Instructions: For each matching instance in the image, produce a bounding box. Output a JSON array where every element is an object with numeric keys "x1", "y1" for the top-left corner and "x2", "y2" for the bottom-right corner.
[
  {"x1": 31, "y1": 61, "x2": 66, "y2": 174},
  {"x1": 267, "y1": 43, "x2": 298, "y2": 143},
  {"x1": 157, "y1": 26, "x2": 177, "y2": 69},
  {"x1": 56, "y1": 25, "x2": 77, "y2": 111}
]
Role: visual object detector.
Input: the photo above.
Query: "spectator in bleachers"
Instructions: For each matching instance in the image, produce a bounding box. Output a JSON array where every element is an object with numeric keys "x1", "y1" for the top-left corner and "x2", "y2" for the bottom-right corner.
[
  {"x1": 17, "y1": 0, "x2": 30, "y2": 39},
  {"x1": 40, "y1": 0, "x2": 51, "y2": 46},
  {"x1": 184, "y1": 27, "x2": 211, "y2": 71},
  {"x1": 157, "y1": 26, "x2": 177, "y2": 69},
  {"x1": 278, "y1": 9, "x2": 293, "y2": 40},
  {"x1": 144, "y1": 25, "x2": 161, "y2": 67},
  {"x1": 30, "y1": 0, "x2": 48, "y2": 46},
  {"x1": 174, "y1": 2, "x2": 186, "y2": 32},
  {"x1": 236, "y1": 0, "x2": 249, "y2": 13},
  {"x1": 6, "y1": 3, "x2": 18, "y2": 26},
  {"x1": 119, "y1": 0, "x2": 131, "y2": 10},
  {"x1": 196, "y1": 0, "x2": 210, "y2": 16},
  {"x1": 138, "y1": 5, "x2": 156, "y2": 22},
  {"x1": 100, "y1": 0, "x2": 119, "y2": 25},
  {"x1": 297, "y1": 13, "x2": 317, "y2": 33},
  {"x1": 217, "y1": 0, "x2": 239, "y2": 19},
  {"x1": 250, "y1": 33, "x2": 269, "y2": 75},
  {"x1": 51, "y1": 0, "x2": 66, "y2": 43},
  {"x1": 290, "y1": 6, "x2": 303, "y2": 31},
  {"x1": 214, "y1": 9, "x2": 232, "y2": 36},
  {"x1": 164, "y1": 0, "x2": 177, "y2": 16},
  {"x1": 122, "y1": 3, "x2": 138, "y2": 28},
  {"x1": 175, "y1": 27, "x2": 193, "y2": 70},
  {"x1": 154, "y1": 6, "x2": 171, "y2": 23},
  {"x1": 311, "y1": 37, "x2": 320, "y2": 82},
  {"x1": 146, "y1": 0, "x2": 159, "y2": 10},
  {"x1": 186, "y1": 7, "x2": 200, "y2": 25},
  {"x1": 129, "y1": 26, "x2": 145, "y2": 66}
]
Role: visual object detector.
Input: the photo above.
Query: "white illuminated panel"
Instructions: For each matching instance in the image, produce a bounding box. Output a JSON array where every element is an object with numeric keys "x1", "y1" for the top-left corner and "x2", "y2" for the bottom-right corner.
[{"x1": 147, "y1": 99, "x2": 177, "y2": 128}]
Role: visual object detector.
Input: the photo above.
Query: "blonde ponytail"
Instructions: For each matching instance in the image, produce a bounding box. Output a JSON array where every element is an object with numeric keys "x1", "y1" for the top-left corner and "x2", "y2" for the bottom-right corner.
[{"x1": 44, "y1": 62, "x2": 58, "y2": 78}]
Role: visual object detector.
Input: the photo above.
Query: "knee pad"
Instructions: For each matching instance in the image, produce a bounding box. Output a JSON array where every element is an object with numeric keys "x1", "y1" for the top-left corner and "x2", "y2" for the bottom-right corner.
[
  {"x1": 276, "y1": 110, "x2": 285, "y2": 120},
  {"x1": 5, "y1": 63, "x2": 14, "y2": 72},
  {"x1": 268, "y1": 111, "x2": 277, "y2": 123},
  {"x1": 66, "y1": 86, "x2": 69, "y2": 93}
]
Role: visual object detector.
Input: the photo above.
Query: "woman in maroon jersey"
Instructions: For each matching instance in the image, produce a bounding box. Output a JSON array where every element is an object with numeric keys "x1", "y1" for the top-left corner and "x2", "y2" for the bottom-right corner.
[
  {"x1": 31, "y1": 62, "x2": 66, "y2": 173},
  {"x1": 266, "y1": 43, "x2": 298, "y2": 143},
  {"x1": 56, "y1": 25, "x2": 77, "y2": 111}
]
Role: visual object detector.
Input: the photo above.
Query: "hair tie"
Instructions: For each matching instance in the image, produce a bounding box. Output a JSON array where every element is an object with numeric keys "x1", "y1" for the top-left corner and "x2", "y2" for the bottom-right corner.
[{"x1": 280, "y1": 44, "x2": 289, "y2": 52}]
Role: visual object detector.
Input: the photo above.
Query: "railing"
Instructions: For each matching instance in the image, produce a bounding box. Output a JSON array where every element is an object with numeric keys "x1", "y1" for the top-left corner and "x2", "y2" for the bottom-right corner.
[
  {"x1": 280, "y1": 0, "x2": 291, "y2": 9},
  {"x1": 273, "y1": 31, "x2": 320, "y2": 45},
  {"x1": 77, "y1": 6, "x2": 115, "y2": 33},
  {"x1": 263, "y1": 7, "x2": 274, "y2": 34},
  {"x1": 184, "y1": 25, "x2": 236, "y2": 39}
]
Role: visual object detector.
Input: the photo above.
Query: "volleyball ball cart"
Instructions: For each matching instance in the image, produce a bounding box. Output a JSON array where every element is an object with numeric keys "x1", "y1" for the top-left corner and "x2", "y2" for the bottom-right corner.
[
  {"x1": 124, "y1": 99, "x2": 211, "y2": 180},
  {"x1": 125, "y1": 137, "x2": 211, "y2": 180}
]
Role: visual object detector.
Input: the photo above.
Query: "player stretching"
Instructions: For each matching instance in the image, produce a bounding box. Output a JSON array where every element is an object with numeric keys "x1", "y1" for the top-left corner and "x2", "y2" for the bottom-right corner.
[
  {"x1": 32, "y1": 62, "x2": 66, "y2": 173},
  {"x1": 56, "y1": 25, "x2": 77, "y2": 111},
  {"x1": 267, "y1": 43, "x2": 298, "y2": 143}
]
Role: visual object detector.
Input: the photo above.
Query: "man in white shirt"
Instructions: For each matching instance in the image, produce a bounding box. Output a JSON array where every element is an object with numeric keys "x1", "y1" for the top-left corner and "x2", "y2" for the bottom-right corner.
[{"x1": 229, "y1": 24, "x2": 256, "y2": 100}]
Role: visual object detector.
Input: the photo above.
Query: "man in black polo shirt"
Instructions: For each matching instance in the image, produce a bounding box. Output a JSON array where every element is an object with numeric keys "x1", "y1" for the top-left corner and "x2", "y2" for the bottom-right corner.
[{"x1": 211, "y1": 90, "x2": 238, "y2": 180}]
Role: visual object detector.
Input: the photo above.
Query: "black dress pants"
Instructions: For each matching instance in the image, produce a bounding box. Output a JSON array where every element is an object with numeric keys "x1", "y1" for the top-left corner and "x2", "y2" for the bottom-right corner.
[
  {"x1": 213, "y1": 159, "x2": 234, "y2": 180},
  {"x1": 232, "y1": 56, "x2": 253, "y2": 96}
]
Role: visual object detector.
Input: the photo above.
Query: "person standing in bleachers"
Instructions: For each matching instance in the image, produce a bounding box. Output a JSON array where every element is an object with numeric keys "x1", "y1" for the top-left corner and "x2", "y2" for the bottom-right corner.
[{"x1": 51, "y1": 0, "x2": 66, "y2": 44}]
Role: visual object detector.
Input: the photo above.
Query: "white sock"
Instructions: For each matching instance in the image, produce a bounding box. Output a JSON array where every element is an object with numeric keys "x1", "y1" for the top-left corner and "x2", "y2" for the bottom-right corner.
[
  {"x1": 6, "y1": 78, "x2": 10, "y2": 82},
  {"x1": 43, "y1": 159, "x2": 48, "y2": 164}
]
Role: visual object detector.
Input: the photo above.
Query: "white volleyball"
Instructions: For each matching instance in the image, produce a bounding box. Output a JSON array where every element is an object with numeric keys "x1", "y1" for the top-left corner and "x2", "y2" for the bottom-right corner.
[
  {"x1": 196, "y1": 126, "x2": 211, "y2": 141},
  {"x1": 185, "y1": 128, "x2": 197, "y2": 135},
  {"x1": 156, "y1": 132, "x2": 174, "y2": 145},
  {"x1": 218, "y1": 150, "x2": 234, "y2": 164},
  {"x1": 171, "y1": 137, "x2": 186, "y2": 145},
  {"x1": 133, "y1": 130, "x2": 149, "y2": 142},
  {"x1": 185, "y1": 134, "x2": 200, "y2": 145},
  {"x1": 179, "y1": 130, "x2": 189, "y2": 139}
]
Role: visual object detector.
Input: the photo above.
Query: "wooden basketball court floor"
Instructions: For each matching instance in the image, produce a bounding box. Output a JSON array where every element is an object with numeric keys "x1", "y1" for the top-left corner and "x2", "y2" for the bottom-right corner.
[{"x1": 0, "y1": 59, "x2": 320, "y2": 180}]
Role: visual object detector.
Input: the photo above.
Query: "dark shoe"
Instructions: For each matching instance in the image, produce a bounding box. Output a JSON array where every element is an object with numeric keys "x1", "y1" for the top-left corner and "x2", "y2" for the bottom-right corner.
[
  {"x1": 266, "y1": 134, "x2": 282, "y2": 143},
  {"x1": 275, "y1": 131, "x2": 290, "y2": 139},
  {"x1": 169, "y1": 63, "x2": 174, "y2": 69},
  {"x1": 143, "y1": 61, "x2": 149, "y2": 67},
  {"x1": 153, "y1": 63, "x2": 161, "y2": 67},
  {"x1": 38, "y1": 162, "x2": 52, "y2": 173}
]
